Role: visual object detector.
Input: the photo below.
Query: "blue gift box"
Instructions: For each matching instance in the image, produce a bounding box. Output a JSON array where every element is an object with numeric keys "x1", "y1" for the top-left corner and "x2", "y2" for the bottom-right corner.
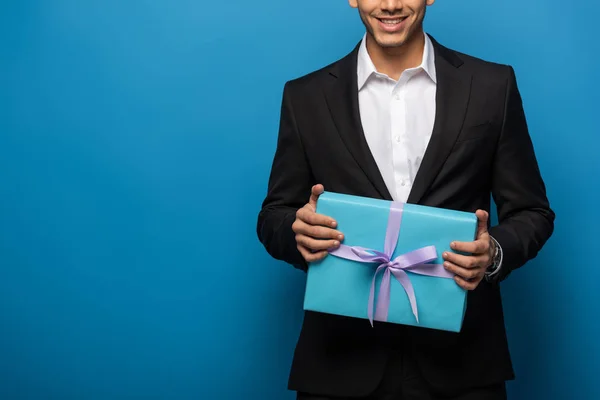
[{"x1": 303, "y1": 191, "x2": 478, "y2": 332}]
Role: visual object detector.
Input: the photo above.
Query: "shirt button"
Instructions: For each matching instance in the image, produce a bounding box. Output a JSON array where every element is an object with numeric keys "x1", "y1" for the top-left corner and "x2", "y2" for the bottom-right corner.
[
  {"x1": 395, "y1": 94, "x2": 400, "y2": 100},
  {"x1": 395, "y1": 136, "x2": 401, "y2": 143}
]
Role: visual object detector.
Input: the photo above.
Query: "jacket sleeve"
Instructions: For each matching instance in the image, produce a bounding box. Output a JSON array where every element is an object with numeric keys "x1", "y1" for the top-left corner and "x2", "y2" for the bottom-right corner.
[
  {"x1": 488, "y1": 66, "x2": 555, "y2": 282},
  {"x1": 256, "y1": 81, "x2": 313, "y2": 271}
]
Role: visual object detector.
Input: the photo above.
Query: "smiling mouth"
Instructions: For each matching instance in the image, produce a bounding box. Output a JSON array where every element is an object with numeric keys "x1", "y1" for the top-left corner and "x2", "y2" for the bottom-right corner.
[{"x1": 376, "y1": 16, "x2": 408, "y2": 25}]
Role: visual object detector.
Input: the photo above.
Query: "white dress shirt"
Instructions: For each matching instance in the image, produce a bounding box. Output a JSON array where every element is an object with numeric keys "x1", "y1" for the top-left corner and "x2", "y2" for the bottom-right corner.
[
  {"x1": 356, "y1": 32, "x2": 502, "y2": 279},
  {"x1": 357, "y1": 32, "x2": 437, "y2": 203}
]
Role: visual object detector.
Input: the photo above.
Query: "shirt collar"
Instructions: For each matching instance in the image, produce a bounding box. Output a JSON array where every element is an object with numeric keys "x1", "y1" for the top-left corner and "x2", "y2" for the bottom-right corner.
[{"x1": 357, "y1": 32, "x2": 437, "y2": 90}]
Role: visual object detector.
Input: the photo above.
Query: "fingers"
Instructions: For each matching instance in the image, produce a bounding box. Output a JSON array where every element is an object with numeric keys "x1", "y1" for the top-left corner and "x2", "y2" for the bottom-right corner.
[
  {"x1": 444, "y1": 228, "x2": 490, "y2": 290},
  {"x1": 443, "y1": 251, "x2": 485, "y2": 270},
  {"x1": 296, "y1": 206, "x2": 338, "y2": 229},
  {"x1": 293, "y1": 216, "x2": 343, "y2": 264},
  {"x1": 295, "y1": 214, "x2": 341, "y2": 263},
  {"x1": 475, "y1": 209, "x2": 489, "y2": 237},
  {"x1": 294, "y1": 186, "x2": 343, "y2": 263},
  {"x1": 296, "y1": 234, "x2": 340, "y2": 253},
  {"x1": 443, "y1": 259, "x2": 482, "y2": 280},
  {"x1": 297, "y1": 245, "x2": 329, "y2": 263},
  {"x1": 443, "y1": 260, "x2": 484, "y2": 290},
  {"x1": 293, "y1": 219, "x2": 343, "y2": 241},
  {"x1": 453, "y1": 274, "x2": 482, "y2": 291},
  {"x1": 308, "y1": 184, "x2": 325, "y2": 212},
  {"x1": 449, "y1": 237, "x2": 489, "y2": 255}
]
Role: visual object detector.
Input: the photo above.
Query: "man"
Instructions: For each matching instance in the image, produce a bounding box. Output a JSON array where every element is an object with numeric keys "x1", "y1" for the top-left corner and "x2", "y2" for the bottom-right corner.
[{"x1": 256, "y1": 0, "x2": 554, "y2": 399}]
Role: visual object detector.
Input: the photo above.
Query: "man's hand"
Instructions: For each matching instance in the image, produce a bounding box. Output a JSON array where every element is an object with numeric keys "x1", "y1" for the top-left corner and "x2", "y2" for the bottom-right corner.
[
  {"x1": 443, "y1": 210, "x2": 496, "y2": 290},
  {"x1": 292, "y1": 184, "x2": 344, "y2": 263}
]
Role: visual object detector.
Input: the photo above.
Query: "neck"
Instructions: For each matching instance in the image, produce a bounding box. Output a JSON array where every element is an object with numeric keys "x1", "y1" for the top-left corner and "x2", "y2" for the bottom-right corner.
[{"x1": 365, "y1": 30, "x2": 426, "y2": 81}]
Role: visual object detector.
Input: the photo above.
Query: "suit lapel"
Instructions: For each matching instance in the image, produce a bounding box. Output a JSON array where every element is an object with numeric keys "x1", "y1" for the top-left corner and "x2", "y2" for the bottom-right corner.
[
  {"x1": 321, "y1": 37, "x2": 472, "y2": 204},
  {"x1": 322, "y1": 44, "x2": 393, "y2": 201},
  {"x1": 407, "y1": 38, "x2": 473, "y2": 204}
]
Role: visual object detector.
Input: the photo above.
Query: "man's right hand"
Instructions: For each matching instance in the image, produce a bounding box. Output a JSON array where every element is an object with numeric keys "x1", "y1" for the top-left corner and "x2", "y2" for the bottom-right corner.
[{"x1": 292, "y1": 184, "x2": 344, "y2": 263}]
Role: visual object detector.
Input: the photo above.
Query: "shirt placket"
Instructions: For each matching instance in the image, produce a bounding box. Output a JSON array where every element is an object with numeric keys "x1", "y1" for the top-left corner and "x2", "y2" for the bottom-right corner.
[{"x1": 390, "y1": 76, "x2": 411, "y2": 202}]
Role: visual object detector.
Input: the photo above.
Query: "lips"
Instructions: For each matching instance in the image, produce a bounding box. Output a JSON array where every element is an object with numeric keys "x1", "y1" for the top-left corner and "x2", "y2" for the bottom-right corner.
[
  {"x1": 375, "y1": 16, "x2": 408, "y2": 32},
  {"x1": 377, "y1": 17, "x2": 407, "y2": 25}
]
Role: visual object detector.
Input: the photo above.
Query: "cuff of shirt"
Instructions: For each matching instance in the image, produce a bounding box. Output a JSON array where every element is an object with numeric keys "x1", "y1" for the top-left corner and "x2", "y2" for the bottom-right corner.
[{"x1": 485, "y1": 235, "x2": 503, "y2": 281}]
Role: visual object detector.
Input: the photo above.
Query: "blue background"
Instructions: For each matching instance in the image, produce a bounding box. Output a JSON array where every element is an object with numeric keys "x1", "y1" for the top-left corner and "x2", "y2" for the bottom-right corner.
[{"x1": 1, "y1": 1, "x2": 598, "y2": 399}]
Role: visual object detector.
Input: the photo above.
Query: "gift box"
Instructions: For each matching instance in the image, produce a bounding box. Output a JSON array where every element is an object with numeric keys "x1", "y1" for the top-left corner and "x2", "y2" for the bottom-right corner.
[{"x1": 303, "y1": 191, "x2": 478, "y2": 332}]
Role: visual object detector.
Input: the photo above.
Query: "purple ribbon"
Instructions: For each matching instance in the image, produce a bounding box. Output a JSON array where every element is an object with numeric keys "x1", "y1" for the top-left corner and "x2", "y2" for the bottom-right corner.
[{"x1": 328, "y1": 202, "x2": 455, "y2": 326}]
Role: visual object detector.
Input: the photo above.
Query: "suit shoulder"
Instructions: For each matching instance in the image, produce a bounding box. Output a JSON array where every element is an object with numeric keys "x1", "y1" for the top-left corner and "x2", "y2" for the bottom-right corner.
[
  {"x1": 282, "y1": 48, "x2": 354, "y2": 93},
  {"x1": 283, "y1": 63, "x2": 336, "y2": 92},
  {"x1": 452, "y1": 49, "x2": 514, "y2": 83}
]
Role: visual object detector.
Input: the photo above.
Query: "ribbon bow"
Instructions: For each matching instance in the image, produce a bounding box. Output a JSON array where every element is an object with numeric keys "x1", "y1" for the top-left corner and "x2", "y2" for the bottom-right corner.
[{"x1": 329, "y1": 202, "x2": 455, "y2": 326}]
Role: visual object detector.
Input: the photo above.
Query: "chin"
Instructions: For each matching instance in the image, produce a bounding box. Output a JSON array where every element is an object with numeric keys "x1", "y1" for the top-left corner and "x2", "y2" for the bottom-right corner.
[
  {"x1": 373, "y1": 33, "x2": 408, "y2": 48},
  {"x1": 378, "y1": 38, "x2": 407, "y2": 48}
]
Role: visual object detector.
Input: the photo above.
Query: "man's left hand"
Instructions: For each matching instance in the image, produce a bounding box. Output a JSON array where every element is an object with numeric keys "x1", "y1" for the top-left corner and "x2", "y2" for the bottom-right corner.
[{"x1": 443, "y1": 210, "x2": 495, "y2": 291}]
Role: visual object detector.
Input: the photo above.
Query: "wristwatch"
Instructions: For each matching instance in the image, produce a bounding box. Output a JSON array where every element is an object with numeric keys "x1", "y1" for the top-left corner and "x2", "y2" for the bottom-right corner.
[{"x1": 485, "y1": 236, "x2": 503, "y2": 281}]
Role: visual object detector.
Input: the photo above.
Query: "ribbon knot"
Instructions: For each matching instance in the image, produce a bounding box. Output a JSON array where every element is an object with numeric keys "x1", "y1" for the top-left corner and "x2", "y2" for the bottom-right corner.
[{"x1": 329, "y1": 202, "x2": 455, "y2": 326}]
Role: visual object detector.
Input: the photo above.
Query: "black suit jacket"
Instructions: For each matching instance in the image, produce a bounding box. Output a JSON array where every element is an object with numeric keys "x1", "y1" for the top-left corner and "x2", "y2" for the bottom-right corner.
[{"x1": 256, "y1": 35, "x2": 554, "y2": 397}]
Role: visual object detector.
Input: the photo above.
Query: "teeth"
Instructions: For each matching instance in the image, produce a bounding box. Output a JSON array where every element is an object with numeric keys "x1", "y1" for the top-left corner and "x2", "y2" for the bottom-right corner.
[{"x1": 381, "y1": 18, "x2": 403, "y2": 24}]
